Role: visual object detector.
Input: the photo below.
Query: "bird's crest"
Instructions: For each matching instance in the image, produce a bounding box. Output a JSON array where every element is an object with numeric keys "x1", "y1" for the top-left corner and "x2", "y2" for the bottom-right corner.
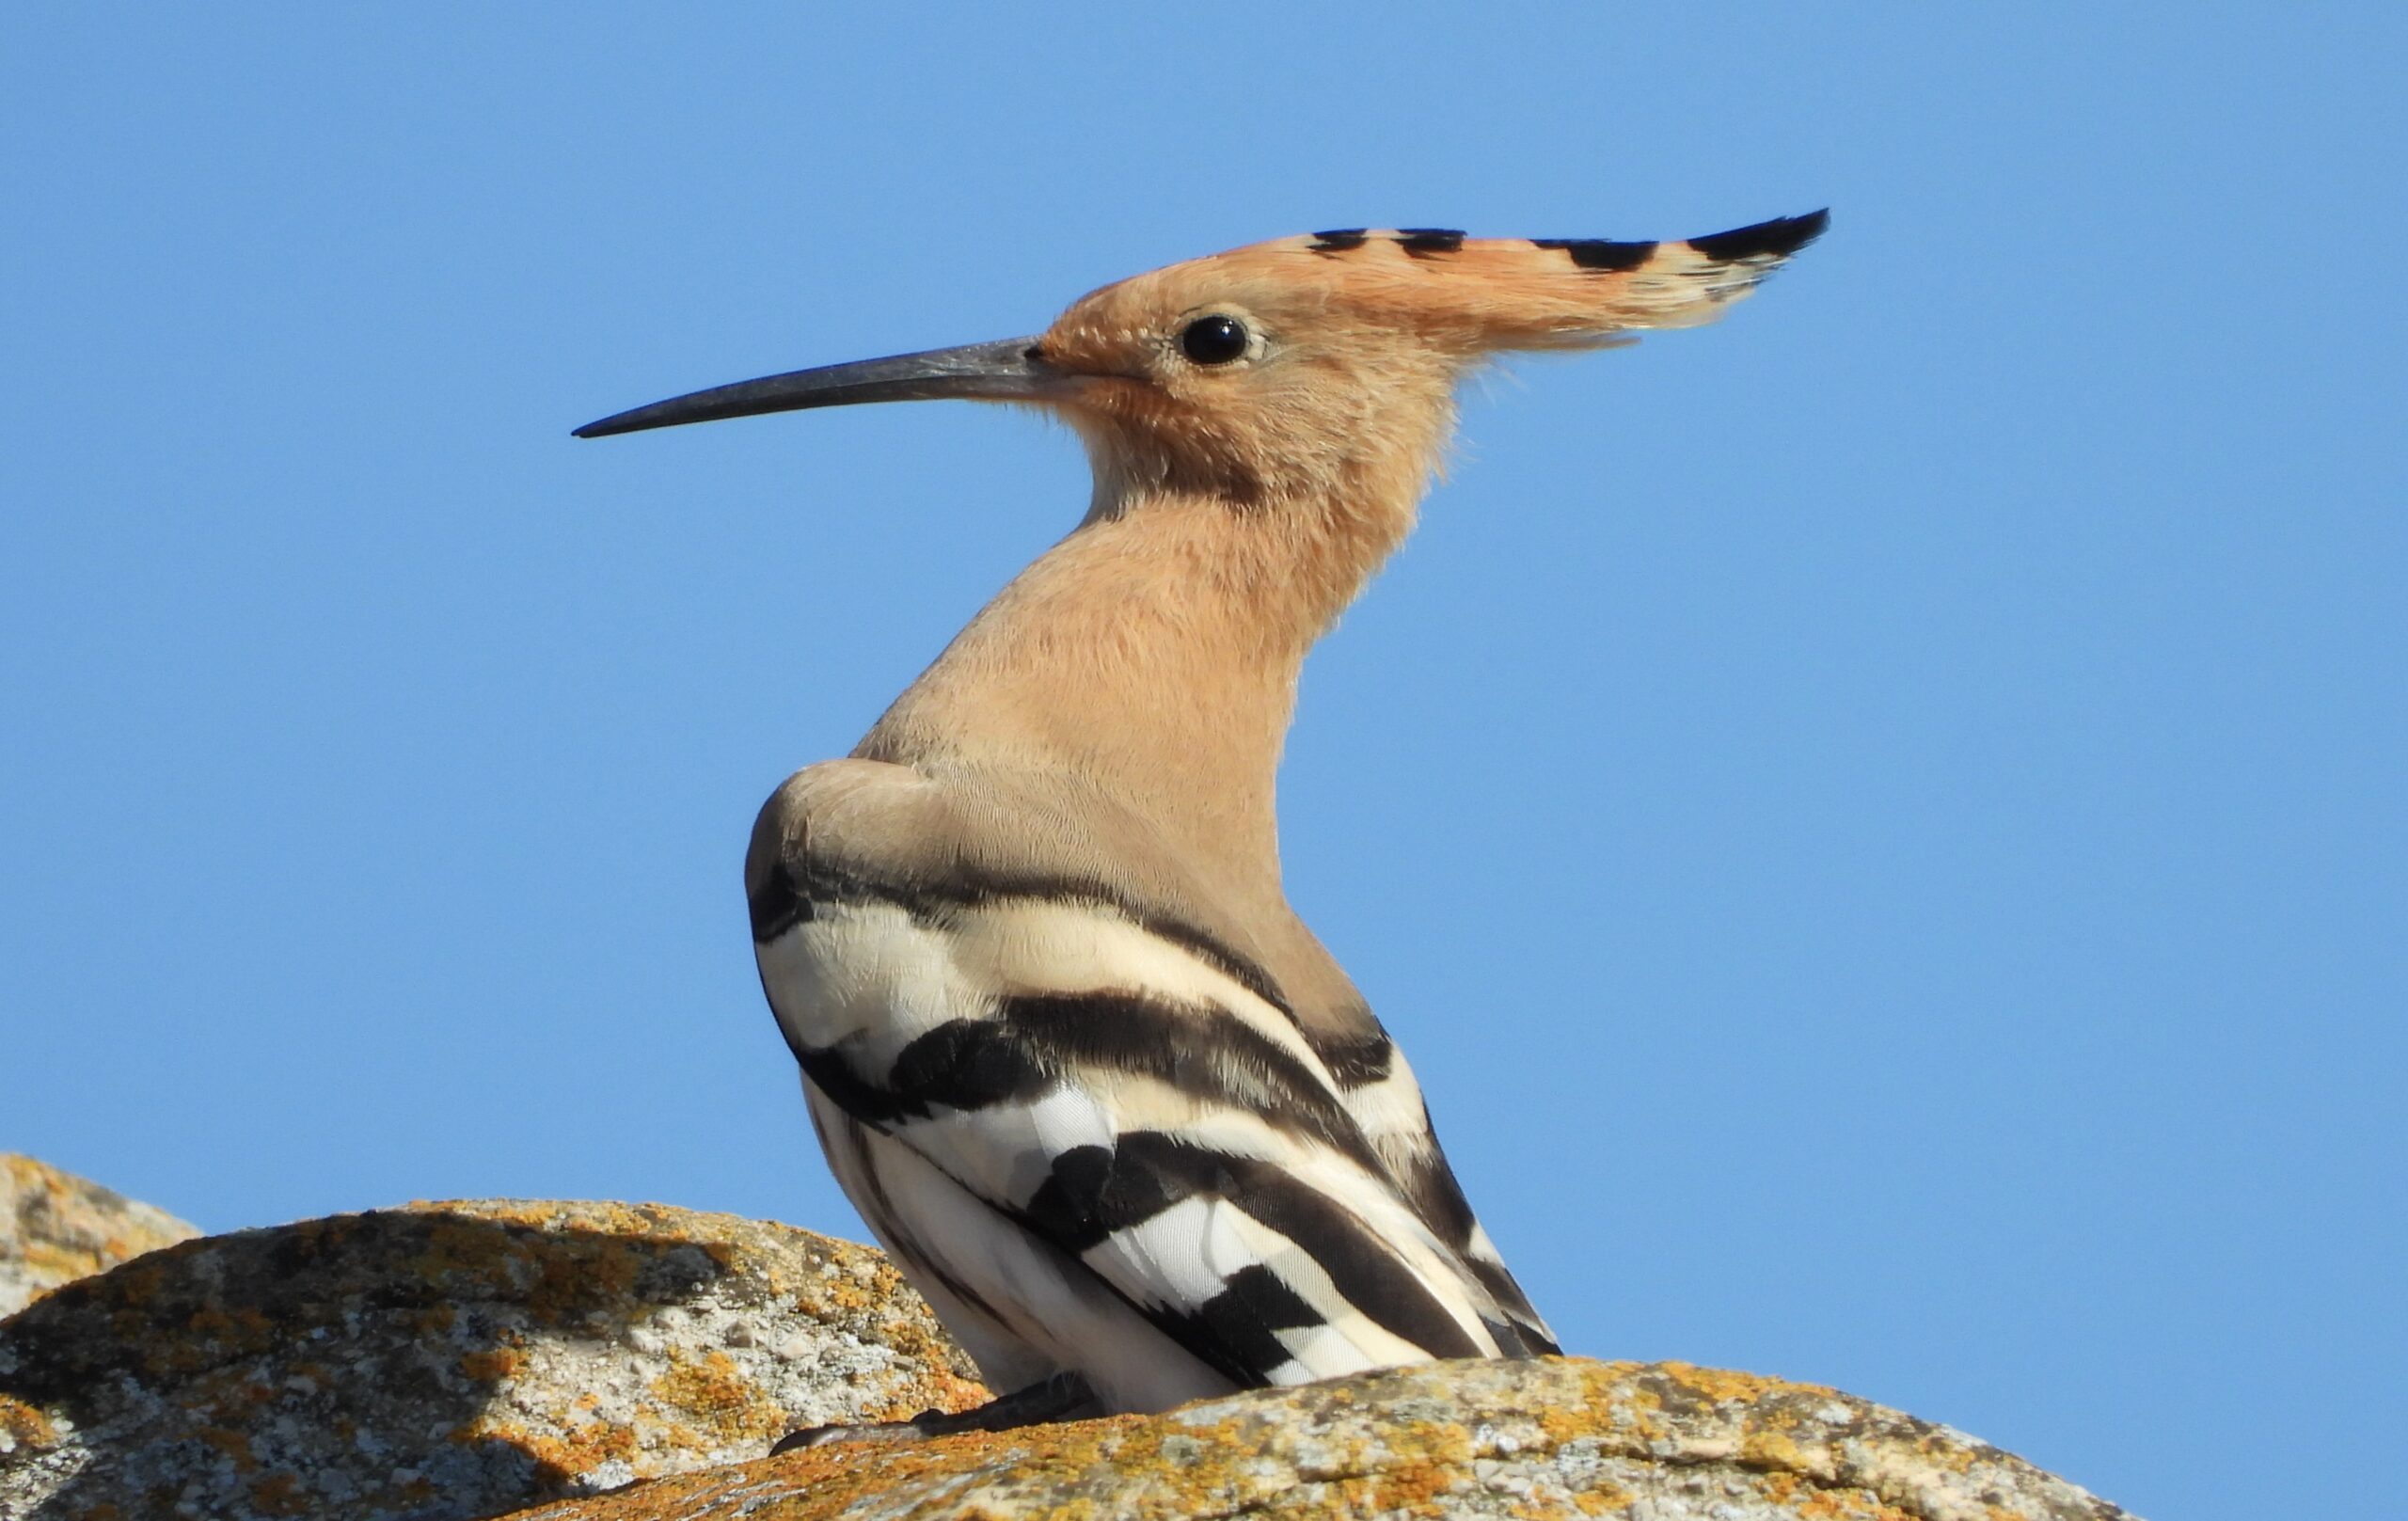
[{"x1": 1056, "y1": 211, "x2": 1828, "y2": 360}]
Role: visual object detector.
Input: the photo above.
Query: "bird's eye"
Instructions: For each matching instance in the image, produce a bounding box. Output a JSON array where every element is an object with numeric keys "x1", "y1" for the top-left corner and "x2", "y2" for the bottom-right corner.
[{"x1": 1179, "y1": 314, "x2": 1251, "y2": 366}]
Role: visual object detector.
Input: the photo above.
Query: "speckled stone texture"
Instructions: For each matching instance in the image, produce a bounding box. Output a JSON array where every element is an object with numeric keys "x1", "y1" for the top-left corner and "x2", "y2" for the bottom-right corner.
[
  {"x1": 0, "y1": 1154, "x2": 199, "y2": 1318},
  {"x1": 0, "y1": 1199, "x2": 986, "y2": 1521},
  {"x1": 492, "y1": 1358, "x2": 2136, "y2": 1521}
]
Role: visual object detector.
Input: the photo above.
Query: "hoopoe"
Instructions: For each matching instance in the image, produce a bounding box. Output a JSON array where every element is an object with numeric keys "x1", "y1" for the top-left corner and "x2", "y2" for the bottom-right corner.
[{"x1": 578, "y1": 212, "x2": 1826, "y2": 1444}]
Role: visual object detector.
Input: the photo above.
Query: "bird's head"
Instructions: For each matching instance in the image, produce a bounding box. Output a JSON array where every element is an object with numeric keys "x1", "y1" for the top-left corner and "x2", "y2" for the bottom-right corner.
[{"x1": 576, "y1": 213, "x2": 1825, "y2": 514}]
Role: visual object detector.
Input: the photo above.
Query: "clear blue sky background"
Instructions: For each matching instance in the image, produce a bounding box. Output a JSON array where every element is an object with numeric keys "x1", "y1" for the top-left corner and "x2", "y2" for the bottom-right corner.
[{"x1": 5, "y1": 8, "x2": 2400, "y2": 1517}]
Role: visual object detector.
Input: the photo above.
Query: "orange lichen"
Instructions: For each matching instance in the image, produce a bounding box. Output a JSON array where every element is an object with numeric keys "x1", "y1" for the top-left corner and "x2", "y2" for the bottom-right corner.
[
  {"x1": 1656, "y1": 1360, "x2": 1826, "y2": 1404},
  {"x1": 460, "y1": 1344, "x2": 527, "y2": 1383},
  {"x1": 645, "y1": 1351, "x2": 785, "y2": 1447},
  {"x1": 0, "y1": 1392, "x2": 59, "y2": 1450},
  {"x1": 1738, "y1": 1426, "x2": 1816, "y2": 1474},
  {"x1": 1573, "y1": 1478, "x2": 1637, "y2": 1514},
  {"x1": 1360, "y1": 1454, "x2": 1463, "y2": 1517}
]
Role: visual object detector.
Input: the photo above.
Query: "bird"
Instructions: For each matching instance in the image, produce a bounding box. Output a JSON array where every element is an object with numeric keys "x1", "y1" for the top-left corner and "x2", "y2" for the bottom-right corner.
[{"x1": 576, "y1": 211, "x2": 1826, "y2": 1445}]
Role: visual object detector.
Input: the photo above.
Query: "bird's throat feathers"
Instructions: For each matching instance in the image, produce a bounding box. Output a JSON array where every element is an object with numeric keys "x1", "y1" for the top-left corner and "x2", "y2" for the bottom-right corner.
[{"x1": 857, "y1": 429, "x2": 1443, "y2": 879}]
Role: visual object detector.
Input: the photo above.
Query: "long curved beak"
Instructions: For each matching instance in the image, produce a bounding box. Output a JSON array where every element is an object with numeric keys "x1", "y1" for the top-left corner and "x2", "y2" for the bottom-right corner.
[{"x1": 574, "y1": 336, "x2": 1064, "y2": 439}]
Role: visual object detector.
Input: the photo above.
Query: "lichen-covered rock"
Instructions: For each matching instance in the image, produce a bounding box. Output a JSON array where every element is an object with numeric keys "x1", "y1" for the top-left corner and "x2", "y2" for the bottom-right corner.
[
  {"x1": 0, "y1": 1194, "x2": 2137, "y2": 1521},
  {"x1": 0, "y1": 1154, "x2": 199, "y2": 1318},
  {"x1": 0, "y1": 1199, "x2": 986, "y2": 1521},
  {"x1": 491, "y1": 1357, "x2": 2135, "y2": 1521}
]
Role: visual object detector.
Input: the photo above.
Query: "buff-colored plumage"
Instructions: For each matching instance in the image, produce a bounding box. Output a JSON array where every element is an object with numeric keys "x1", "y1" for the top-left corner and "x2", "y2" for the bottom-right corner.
[{"x1": 580, "y1": 210, "x2": 1825, "y2": 1443}]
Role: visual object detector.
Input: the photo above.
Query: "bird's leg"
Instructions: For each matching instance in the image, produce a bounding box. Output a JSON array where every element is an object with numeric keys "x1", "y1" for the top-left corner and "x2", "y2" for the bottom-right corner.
[{"x1": 770, "y1": 1370, "x2": 1101, "y2": 1453}]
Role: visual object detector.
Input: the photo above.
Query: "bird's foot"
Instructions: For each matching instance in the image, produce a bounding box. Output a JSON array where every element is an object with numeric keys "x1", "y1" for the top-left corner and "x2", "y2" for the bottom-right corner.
[{"x1": 770, "y1": 1370, "x2": 1099, "y2": 1453}]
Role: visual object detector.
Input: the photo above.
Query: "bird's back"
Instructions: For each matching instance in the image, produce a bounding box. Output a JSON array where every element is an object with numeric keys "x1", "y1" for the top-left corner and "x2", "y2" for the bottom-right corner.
[{"x1": 746, "y1": 755, "x2": 1557, "y2": 1411}]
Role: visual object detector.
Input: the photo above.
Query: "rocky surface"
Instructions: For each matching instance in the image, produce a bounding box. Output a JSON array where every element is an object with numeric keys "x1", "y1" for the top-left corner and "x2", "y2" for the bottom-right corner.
[
  {"x1": 492, "y1": 1357, "x2": 2134, "y2": 1521},
  {"x1": 0, "y1": 1178, "x2": 2139, "y2": 1521},
  {"x1": 0, "y1": 1153, "x2": 199, "y2": 1317},
  {"x1": 0, "y1": 1197, "x2": 986, "y2": 1521}
]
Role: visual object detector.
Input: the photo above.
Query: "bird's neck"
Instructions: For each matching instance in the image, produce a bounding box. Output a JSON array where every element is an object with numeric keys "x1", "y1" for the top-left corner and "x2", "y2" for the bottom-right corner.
[{"x1": 856, "y1": 477, "x2": 1419, "y2": 896}]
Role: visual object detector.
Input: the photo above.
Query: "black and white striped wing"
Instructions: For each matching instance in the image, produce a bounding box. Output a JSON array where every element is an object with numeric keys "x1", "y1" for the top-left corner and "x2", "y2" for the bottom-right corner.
[
  {"x1": 1310, "y1": 1018, "x2": 1560, "y2": 1358},
  {"x1": 752, "y1": 858, "x2": 1546, "y2": 1410}
]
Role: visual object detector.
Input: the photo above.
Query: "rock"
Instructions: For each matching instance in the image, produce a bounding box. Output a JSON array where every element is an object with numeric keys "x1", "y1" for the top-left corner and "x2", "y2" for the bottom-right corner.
[
  {"x1": 0, "y1": 1193, "x2": 2138, "y2": 1521},
  {"x1": 0, "y1": 1199, "x2": 986, "y2": 1521},
  {"x1": 0, "y1": 1154, "x2": 199, "y2": 1318},
  {"x1": 487, "y1": 1357, "x2": 2136, "y2": 1521}
]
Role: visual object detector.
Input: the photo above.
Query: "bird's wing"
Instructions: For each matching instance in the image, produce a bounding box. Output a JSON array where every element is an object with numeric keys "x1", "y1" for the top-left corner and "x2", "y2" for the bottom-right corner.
[
  {"x1": 1305, "y1": 1013, "x2": 1560, "y2": 1356},
  {"x1": 748, "y1": 763, "x2": 1551, "y2": 1388}
]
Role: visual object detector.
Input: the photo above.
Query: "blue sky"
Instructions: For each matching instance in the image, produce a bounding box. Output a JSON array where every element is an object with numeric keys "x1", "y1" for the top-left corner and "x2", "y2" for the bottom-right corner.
[{"x1": 4, "y1": 7, "x2": 2400, "y2": 1517}]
